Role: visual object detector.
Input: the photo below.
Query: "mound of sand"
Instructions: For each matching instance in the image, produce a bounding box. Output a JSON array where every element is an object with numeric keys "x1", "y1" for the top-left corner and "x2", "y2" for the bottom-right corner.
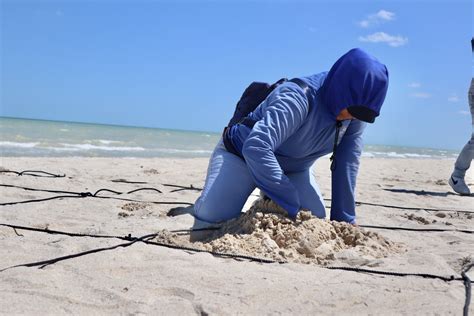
[{"x1": 156, "y1": 199, "x2": 401, "y2": 265}]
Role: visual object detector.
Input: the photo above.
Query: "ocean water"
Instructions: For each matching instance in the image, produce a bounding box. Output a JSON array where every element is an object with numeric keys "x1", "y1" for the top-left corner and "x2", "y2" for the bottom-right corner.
[{"x1": 0, "y1": 117, "x2": 458, "y2": 159}]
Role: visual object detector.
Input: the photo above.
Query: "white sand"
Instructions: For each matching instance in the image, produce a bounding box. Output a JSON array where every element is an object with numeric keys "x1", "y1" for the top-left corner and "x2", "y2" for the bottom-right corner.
[
  {"x1": 161, "y1": 200, "x2": 401, "y2": 265},
  {"x1": 0, "y1": 157, "x2": 473, "y2": 315}
]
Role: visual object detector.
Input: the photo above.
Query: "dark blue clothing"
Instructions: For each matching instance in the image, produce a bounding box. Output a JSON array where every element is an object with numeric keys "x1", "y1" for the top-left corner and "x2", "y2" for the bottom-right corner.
[{"x1": 227, "y1": 48, "x2": 389, "y2": 223}]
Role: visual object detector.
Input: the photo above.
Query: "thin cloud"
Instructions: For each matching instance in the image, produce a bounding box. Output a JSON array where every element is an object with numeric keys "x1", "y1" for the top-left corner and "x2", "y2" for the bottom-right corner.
[
  {"x1": 359, "y1": 32, "x2": 408, "y2": 47},
  {"x1": 408, "y1": 82, "x2": 421, "y2": 88},
  {"x1": 448, "y1": 94, "x2": 460, "y2": 103},
  {"x1": 458, "y1": 110, "x2": 470, "y2": 115},
  {"x1": 411, "y1": 92, "x2": 431, "y2": 99},
  {"x1": 358, "y1": 10, "x2": 395, "y2": 28},
  {"x1": 56, "y1": 10, "x2": 63, "y2": 17}
]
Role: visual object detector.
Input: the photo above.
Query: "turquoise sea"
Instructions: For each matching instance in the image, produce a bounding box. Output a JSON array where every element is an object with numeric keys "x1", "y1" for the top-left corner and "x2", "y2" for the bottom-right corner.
[{"x1": 0, "y1": 117, "x2": 458, "y2": 159}]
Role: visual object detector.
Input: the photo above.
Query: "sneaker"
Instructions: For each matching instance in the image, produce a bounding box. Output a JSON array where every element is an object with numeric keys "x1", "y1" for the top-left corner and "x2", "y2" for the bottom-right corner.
[{"x1": 449, "y1": 175, "x2": 471, "y2": 195}]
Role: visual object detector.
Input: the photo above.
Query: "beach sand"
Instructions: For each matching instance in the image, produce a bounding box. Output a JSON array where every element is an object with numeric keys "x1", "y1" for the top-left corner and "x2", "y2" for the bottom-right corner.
[{"x1": 0, "y1": 157, "x2": 473, "y2": 315}]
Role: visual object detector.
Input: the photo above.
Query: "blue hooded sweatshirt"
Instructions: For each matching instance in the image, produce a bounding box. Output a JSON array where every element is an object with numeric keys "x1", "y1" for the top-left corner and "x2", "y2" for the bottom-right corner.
[{"x1": 227, "y1": 48, "x2": 389, "y2": 223}]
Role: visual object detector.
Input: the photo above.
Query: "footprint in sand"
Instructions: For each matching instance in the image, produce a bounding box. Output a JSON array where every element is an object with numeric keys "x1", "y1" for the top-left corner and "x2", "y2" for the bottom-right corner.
[
  {"x1": 402, "y1": 213, "x2": 435, "y2": 225},
  {"x1": 143, "y1": 168, "x2": 160, "y2": 175},
  {"x1": 155, "y1": 287, "x2": 195, "y2": 301},
  {"x1": 118, "y1": 202, "x2": 151, "y2": 218}
]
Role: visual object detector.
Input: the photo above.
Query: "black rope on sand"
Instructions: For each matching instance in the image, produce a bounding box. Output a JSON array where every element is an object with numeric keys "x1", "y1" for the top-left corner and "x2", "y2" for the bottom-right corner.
[
  {"x1": 111, "y1": 179, "x2": 148, "y2": 184},
  {"x1": 111, "y1": 181, "x2": 202, "y2": 191},
  {"x1": 142, "y1": 239, "x2": 279, "y2": 263},
  {"x1": 0, "y1": 223, "x2": 221, "y2": 241},
  {"x1": 0, "y1": 195, "x2": 89, "y2": 206},
  {"x1": 158, "y1": 185, "x2": 474, "y2": 215},
  {"x1": 0, "y1": 184, "x2": 95, "y2": 196},
  {"x1": 0, "y1": 195, "x2": 193, "y2": 207},
  {"x1": 0, "y1": 224, "x2": 274, "y2": 270},
  {"x1": 0, "y1": 184, "x2": 162, "y2": 196},
  {"x1": 2, "y1": 225, "x2": 471, "y2": 284},
  {"x1": 325, "y1": 266, "x2": 462, "y2": 282},
  {"x1": 359, "y1": 225, "x2": 474, "y2": 235},
  {"x1": 462, "y1": 263, "x2": 473, "y2": 316},
  {"x1": 137, "y1": 242, "x2": 474, "y2": 287},
  {"x1": 0, "y1": 223, "x2": 130, "y2": 240},
  {"x1": 0, "y1": 178, "x2": 472, "y2": 311},
  {"x1": 126, "y1": 188, "x2": 163, "y2": 194},
  {"x1": 0, "y1": 234, "x2": 157, "y2": 272},
  {"x1": 0, "y1": 184, "x2": 196, "y2": 206},
  {"x1": 2, "y1": 221, "x2": 471, "y2": 283},
  {"x1": 94, "y1": 196, "x2": 193, "y2": 206},
  {"x1": 0, "y1": 170, "x2": 65, "y2": 178},
  {"x1": 0, "y1": 183, "x2": 470, "y2": 231},
  {"x1": 163, "y1": 183, "x2": 203, "y2": 193},
  {"x1": 1, "y1": 222, "x2": 472, "y2": 313},
  {"x1": 323, "y1": 198, "x2": 474, "y2": 214},
  {"x1": 4, "y1": 182, "x2": 470, "y2": 213}
]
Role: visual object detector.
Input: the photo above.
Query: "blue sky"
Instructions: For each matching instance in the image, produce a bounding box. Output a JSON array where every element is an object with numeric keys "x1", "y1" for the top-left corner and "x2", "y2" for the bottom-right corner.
[{"x1": 1, "y1": 0, "x2": 472, "y2": 150}]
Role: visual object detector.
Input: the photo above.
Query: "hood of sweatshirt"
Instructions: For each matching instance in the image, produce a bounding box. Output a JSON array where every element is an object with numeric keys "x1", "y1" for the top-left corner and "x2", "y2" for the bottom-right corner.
[{"x1": 320, "y1": 48, "x2": 389, "y2": 123}]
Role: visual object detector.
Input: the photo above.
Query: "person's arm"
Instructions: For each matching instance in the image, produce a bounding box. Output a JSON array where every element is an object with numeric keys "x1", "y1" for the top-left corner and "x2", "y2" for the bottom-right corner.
[
  {"x1": 242, "y1": 83, "x2": 309, "y2": 218},
  {"x1": 330, "y1": 119, "x2": 366, "y2": 224}
]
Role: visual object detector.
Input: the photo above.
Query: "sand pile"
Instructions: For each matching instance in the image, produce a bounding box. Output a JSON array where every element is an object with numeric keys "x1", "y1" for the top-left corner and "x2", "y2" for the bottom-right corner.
[{"x1": 156, "y1": 199, "x2": 401, "y2": 265}]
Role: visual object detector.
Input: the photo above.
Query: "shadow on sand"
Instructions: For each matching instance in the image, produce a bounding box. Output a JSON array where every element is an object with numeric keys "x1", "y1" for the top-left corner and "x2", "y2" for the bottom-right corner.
[
  {"x1": 167, "y1": 205, "x2": 226, "y2": 242},
  {"x1": 383, "y1": 188, "x2": 472, "y2": 197}
]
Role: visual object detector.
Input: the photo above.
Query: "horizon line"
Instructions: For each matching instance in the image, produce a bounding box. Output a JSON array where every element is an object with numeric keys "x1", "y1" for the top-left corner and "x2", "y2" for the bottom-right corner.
[
  {"x1": 0, "y1": 115, "x2": 221, "y2": 136},
  {"x1": 0, "y1": 115, "x2": 459, "y2": 152}
]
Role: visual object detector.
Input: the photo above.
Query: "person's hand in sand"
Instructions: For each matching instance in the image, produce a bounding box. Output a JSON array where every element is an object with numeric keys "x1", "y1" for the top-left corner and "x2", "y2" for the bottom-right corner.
[{"x1": 192, "y1": 48, "x2": 389, "y2": 225}]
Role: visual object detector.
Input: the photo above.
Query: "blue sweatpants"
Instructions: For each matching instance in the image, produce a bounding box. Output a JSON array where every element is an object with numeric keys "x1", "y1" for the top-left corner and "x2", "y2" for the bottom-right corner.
[
  {"x1": 194, "y1": 139, "x2": 326, "y2": 223},
  {"x1": 452, "y1": 78, "x2": 474, "y2": 179}
]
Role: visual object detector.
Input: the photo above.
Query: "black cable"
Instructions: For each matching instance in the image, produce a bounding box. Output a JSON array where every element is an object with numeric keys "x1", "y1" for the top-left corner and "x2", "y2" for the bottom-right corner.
[
  {"x1": 462, "y1": 262, "x2": 473, "y2": 316},
  {"x1": 323, "y1": 198, "x2": 473, "y2": 214},
  {"x1": 93, "y1": 196, "x2": 193, "y2": 206},
  {"x1": 0, "y1": 224, "x2": 275, "y2": 270},
  {"x1": 3, "y1": 226, "x2": 471, "y2": 284},
  {"x1": 142, "y1": 239, "x2": 280, "y2": 264},
  {"x1": 0, "y1": 223, "x2": 130, "y2": 240},
  {"x1": 163, "y1": 183, "x2": 203, "y2": 192},
  {"x1": 1, "y1": 184, "x2": 87, "y2": 196},
  {"x1": 1, "y1": 222, "x2": 472, "y2": 313},
  {"x1": 355, "y1": 200, "x2": 473, "y2": 214},
  {"x1": 5, "y1": 182, "x2": 471, "y2": 214},
  {"x1": 125, "y1": 188, "x2": 163, "y2": 194},
  {"x1": 0, "y1": 170, "x2": 65, "y2": 178},
  {"x1": 0, "y1": 223, "x2": 220, "y2": 240},
  {"x1": 111, "y1": 179, "x2": 148, "y2": 184},
  {"x1": 0, "y1": 184, "x2": 196, "y2": 206},
  {"x1": 360, "y1": 224, "x2": 474, "y2": 234},
  {"x1": 171, "y1": 186, "x2": 474, "y2": 214},
  {"x1": 0, "y1": 233, "x2": 157, "y2": 272},
  {"x1": 1, "y1": 179, "x2": 472, "y2": 310},
  {"x1": 0, "y1": 195, "x2": 192, "y2": 207},
  {"x1": 93, "y1": 188, "x2": 123, "y2": 195},
  {"x1": 139, "y1": 242, "x2": 473, "y2": 285},
  {"x1": 2, "y1": 194, "x2": 88, "y2": 206},
  {"x1": 2, "y1": 221, "x2": 471, "y2": 283},
  {"x1": 0, "y1": 184, "x2": 162, "y2": 197},
  {"x1": 326, "y1": 266, "x2": 462, "y2": 282},
  {"x1": 143, "y1": 184, "x2": 474, "y2": 214}
]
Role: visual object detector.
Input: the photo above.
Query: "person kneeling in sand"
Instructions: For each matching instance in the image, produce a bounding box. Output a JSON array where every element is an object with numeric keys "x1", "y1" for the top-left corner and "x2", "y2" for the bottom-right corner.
[{"x1": 193, "y1": 48, "x2": 389, "y2": 225}]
